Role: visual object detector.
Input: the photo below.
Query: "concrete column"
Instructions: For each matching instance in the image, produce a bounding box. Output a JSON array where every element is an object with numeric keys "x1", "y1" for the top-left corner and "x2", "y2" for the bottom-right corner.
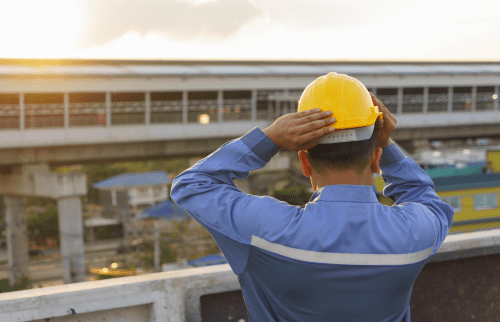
[
  {"x1": 471, "y1": 86, "x2": 477, "y2": 112},
  {"x1": 57, "y1": 197, "x2": 85, "y2": 284},
  {"x1": 145, "y1": 91, "x2": 151, "y2": 125},
  {"x1": 4, "y1": 195, "x2": 29, "y2": 288},
  {"x1": 154, "y1": 220, "x2": 160, "y2": 273},
  {"x1": 423, "y1": 87, "x2": 429, "y2": 114},
  {"x1": 275, "y1": 100, "x2": 281, "y2": 119},
  {"x1": 267, "y1": 101, "x2": 273, "y2": 121},
  {"x1": 447, "y1": 87, "x2": 453, "y2": 113},
  {"x1": 64, "y1": 93, "x2": 70, "y2": 129},
  {"x1": 251, "y1": 89, "x2": 257, "y2": 121},
  {"x1": 19, "y1": 93, "x2": 25, "y2": 131},
  {"x1": 495, "y1": 86, "x2": 499, "y2": 111},
  {"x1": 283, "y1": 89, "x2": 290, "y2": 115},
  {"x1": 397, "y1": 87, "x2": 403, "y2": 115},
  {"x1": 218, "y1": 90, "x2": 223, "y2": 123},
  {"x1": 182, "y1": 91, "x2": 188, "y2": 124},
  {"x1": 412, "y1": 139, "x2": 431, "y2": 155},
  {"x1": 105, "y1": 92, "x2": 112, "y2": 128}
]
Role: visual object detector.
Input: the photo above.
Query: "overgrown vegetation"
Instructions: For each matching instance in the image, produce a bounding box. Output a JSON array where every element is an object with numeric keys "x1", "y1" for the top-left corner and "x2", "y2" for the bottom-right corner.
[
  {"x1": 0, "y1": 277, "x2": 30, "y2": 293},
  {"x1": 26, "y1": 202, "x2": 59, "y2": 246},
  {"x1": 273, "y1": 186, "x2": 312, "y2": 206}
]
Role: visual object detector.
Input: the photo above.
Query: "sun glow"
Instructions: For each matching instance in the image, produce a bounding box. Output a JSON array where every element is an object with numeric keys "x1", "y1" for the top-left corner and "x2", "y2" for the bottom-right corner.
[{"x1": 1, "y1": 1, "x2": 81, "y2": 58}]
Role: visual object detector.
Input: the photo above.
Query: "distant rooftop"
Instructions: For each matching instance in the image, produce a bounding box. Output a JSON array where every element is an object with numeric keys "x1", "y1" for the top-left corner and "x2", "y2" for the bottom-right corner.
[
  {"x1": 1, "y1": 59, "x2": 500, "y2": 77},
  {"x1": 433, "y1": 172, "x2": 500, "y2": 192},
  {"x1": 138, "y1": 200, "x2": 190, "y2": 220},
  {"x1": 93, "y1": 171, "x2": 171, "y2": 189},
  {"x1": 425, "y1": 162, "x2": 487, "y2": 179}
]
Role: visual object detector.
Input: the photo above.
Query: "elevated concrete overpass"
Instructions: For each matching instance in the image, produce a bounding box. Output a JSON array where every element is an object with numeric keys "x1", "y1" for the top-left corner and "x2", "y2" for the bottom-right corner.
[
  {"x1": 1, "y1": 59, "x2": 500, "y2": 287},
  {"x1": 0, "y1": 59, "x2": 500, "y2": 166}
]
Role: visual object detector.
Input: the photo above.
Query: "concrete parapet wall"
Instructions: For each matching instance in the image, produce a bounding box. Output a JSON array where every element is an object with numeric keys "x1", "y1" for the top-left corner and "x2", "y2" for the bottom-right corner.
[
  {"x1": 1, "y1": 229, "x2": 500, "y2": 322},
  {"x1": 0, "y1": 265, "x2": 239, "y2": 322}
]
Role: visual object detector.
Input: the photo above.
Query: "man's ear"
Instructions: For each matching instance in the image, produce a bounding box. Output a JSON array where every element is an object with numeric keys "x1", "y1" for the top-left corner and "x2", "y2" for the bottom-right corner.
[
  {"x1": 371, "y1": 147, "x2": 382, "y2": 174},
  {"x1": 298, "y1": 151, "x2": 312, "y2": 177}
]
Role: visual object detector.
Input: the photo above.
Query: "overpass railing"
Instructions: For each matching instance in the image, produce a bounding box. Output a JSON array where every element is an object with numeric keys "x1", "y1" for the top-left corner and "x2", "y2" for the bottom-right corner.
[{"x1": 0, "y1": 86, "x2": 498, "y2": 132}]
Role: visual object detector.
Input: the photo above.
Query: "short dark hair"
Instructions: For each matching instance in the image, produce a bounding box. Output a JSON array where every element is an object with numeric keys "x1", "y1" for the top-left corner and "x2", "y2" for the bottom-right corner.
[{"x1": 306, "y1": 122, "x2": 379, "y2": 174}]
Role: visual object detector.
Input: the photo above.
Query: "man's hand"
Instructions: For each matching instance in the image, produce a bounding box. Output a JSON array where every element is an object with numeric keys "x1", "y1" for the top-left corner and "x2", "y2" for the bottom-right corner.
[
  {"x1": 263, "y1": 109, "x2": 336, "y2": 151},
  {"x1": 371, "y1": 93, "x2": 397, "y2": 148}
]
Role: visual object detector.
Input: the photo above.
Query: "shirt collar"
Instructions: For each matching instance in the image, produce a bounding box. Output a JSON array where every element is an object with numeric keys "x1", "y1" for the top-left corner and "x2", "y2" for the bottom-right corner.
[{"x1": 309, "y1": 185, "x2": 379, "y2": 203}]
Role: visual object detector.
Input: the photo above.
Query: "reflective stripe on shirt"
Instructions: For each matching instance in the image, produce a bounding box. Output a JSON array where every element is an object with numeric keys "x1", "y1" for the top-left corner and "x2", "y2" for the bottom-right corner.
[{"x1": 251, "y1": 235, "x2": 434, "y2": 266}]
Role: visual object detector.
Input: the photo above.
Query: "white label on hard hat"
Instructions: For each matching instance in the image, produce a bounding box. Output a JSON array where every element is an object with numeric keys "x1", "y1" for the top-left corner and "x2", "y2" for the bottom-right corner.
[
  {"x1": 318, "y1": 124, "x2": 375, "y2": 144},
  {"x1": 318, "y1": 129, "x2": 356, "y2": 144}
]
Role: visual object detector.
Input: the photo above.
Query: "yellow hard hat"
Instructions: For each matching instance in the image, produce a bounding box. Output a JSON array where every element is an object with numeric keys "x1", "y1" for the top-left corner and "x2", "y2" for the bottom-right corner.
[{"x1": 298, "y1": 72, "x2": 382, "y2": 144}]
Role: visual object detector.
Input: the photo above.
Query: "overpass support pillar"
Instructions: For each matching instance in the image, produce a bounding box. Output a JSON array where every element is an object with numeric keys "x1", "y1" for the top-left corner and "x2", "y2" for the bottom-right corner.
[
  {"x1": 412, "y1": 139, "x2": 431, "y2": 155},
  {"x1": 57, "y1": 197, "x2": 85, "y2": 284},
  {"x1": 4, "y1": 195, "x2": 29, "y2": 288},
  {"x1": 0, "y1": 164, "x2": 87, "y2": 285}
]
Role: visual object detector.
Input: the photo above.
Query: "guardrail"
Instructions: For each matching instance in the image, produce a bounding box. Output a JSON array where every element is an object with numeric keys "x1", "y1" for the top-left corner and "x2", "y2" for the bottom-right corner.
[{"x1": 1, "y1": 229, "x2": 500, "y2": 322}]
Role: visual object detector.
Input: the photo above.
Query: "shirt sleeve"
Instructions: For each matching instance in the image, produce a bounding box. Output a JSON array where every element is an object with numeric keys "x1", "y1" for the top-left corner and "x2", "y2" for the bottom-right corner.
[
  {"x1": 379, "y1": 142, "x2": 455, "y2": 254},
  {"x1": 170, "y1": 127, "x2": 296, "y2": 273}
]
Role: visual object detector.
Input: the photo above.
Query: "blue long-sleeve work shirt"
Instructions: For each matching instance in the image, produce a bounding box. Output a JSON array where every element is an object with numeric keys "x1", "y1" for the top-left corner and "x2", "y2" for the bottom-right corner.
[{"x1": 171, "y1": 127, "x2": 455, "y2": 322}]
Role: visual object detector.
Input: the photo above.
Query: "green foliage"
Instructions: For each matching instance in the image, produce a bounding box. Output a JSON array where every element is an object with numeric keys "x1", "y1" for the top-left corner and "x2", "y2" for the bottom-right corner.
[
  {"x1": 273, "y1": 186, "x2": 312, "y2": 207},
  {"x1": 81, "y1": 164, "x2": 129, "y2": 204},
  {"x1": 140, "y1": 241, "x2": 177, "y2": 268},
  {"x1": 24, "y1": 196, "x2": 55, "y2": 208},
  {"x1": 0, "y1": 277, "x2": 30, "y2": 293},
  {"x1": 27, "y1": 203, "x2": 59, "y2": 246}
]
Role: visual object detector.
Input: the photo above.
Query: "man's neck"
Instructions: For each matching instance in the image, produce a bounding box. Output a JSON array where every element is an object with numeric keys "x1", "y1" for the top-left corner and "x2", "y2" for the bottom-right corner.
[{"x1": 310, "y1": 168, "x2": 374, "y2": 191}]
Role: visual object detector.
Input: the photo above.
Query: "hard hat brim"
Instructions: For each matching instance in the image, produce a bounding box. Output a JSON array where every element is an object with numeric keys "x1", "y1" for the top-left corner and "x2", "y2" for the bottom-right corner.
[{"x1": 318, "y1": 124, "x2": 375, "y2": 144}]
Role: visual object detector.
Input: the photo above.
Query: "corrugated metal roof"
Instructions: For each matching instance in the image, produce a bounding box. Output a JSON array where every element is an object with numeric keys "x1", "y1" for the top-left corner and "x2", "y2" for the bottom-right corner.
[
  {"x1": 138, "y1": 200, "x2": 190, "y2": 220},
  {"x1": 434, "y1": 172, "x2": 500, "y2": 192},
  {"x1": 2, "y1": 61, "x2": 500, "y2": 77},
  {"x1": 94, "y1": 171, "x2": 171, "y2": 189}
]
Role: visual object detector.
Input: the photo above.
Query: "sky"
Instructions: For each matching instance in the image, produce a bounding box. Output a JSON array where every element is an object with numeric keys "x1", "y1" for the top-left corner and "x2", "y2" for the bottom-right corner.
[{"x1": 2, "y1": 0, "x2": 500, "y2": 61}]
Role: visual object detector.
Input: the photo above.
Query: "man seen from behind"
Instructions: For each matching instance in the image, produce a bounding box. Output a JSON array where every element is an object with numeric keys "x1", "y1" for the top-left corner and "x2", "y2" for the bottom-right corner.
[{"x1": 171, "y1": 73, "x2": 455, "y2": 322}]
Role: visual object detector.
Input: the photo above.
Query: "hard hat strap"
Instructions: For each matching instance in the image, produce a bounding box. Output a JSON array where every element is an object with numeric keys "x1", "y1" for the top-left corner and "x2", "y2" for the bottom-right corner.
[{"x1": 318, "y1": 124, "x2": 375, "y2": 144}]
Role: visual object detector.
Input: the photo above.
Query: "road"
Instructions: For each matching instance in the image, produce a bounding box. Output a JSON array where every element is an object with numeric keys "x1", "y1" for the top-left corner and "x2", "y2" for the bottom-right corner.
[{"x1": 0, "y1": 240, "x2": 124, "y2": 287}]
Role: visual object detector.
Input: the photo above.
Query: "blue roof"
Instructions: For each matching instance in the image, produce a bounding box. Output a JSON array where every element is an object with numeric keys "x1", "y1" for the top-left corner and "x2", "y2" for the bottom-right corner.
[
  {"x1": 434, "y1": 172, "x2": 500, "y2": 192},
  {"x1": 187, "y1": 254, "x2": 227, "y2": 267},
  {"x1": 93, "y1": 171, "x2": 171, "y2": 189},
  {"x1": 138, "y1": 200, "x2": 190, "y2": 220}
]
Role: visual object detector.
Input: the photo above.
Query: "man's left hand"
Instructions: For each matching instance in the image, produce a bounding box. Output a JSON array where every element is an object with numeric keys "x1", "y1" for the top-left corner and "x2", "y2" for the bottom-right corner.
[{"x1": 263, "y1": 109, "x2": 336, "y2": 151}]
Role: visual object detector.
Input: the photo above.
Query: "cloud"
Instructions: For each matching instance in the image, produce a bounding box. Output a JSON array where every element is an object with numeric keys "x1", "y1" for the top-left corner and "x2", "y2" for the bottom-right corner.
[
  {"x1": 248, "y1": 0, "x2": 411, "y2": 30},
  {"x1": 76, "y1": 0, "x2": 262, "y2": 47}
]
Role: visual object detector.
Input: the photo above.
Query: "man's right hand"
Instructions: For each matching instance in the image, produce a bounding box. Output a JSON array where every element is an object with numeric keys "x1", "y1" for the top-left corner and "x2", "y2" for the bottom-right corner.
[{"x1": 371, "y1": 93, "x2": 397, "y2": 148}]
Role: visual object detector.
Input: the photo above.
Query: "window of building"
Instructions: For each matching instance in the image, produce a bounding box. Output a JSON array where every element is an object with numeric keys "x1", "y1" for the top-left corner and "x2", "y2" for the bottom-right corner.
[
  {"x1": 474, "y1": 194, "x2": 498, "y2": 210},
  {"x1": 442, "y1": 197, "x2": 462, "y2": 212},
  {"x1": 136, "y1": 187, "x2": 150, "y2": 199},
  {"x1": 153, "y1": 186, "x2": 164, "y2": 198}
]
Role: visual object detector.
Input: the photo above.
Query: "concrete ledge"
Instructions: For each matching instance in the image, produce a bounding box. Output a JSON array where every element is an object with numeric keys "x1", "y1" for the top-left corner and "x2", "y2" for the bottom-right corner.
[
  {"x1": 430, "y1": 228, "x2": 500, "y2": 262},
  {"x1": 0, "y1": 265, "x2": 237, "y2": 322},
  {"x1": 2, "y1": 229, "x2": 500, "y2": 321}
]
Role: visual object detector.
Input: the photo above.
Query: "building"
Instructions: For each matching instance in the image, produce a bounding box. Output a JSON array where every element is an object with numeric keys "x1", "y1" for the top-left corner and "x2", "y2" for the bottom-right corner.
[
  {"x1": 94, "y1": 171, "x2": 171, "y2": 212},
  {"x1": 374, "y1": 158, "x2": 500, "y2": 233}
]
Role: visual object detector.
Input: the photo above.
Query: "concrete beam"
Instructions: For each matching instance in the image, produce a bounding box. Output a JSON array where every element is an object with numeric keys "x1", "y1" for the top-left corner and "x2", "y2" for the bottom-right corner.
[
  {"x1": 34, "y1": 172, "x2": 87, "y2": 199},
  {"x1": 0, "y1": 164, "x2": 87, "y2": 198},
  {"x1": 0, "y1": 137, "x2": 233, "y2": 167},
  {"x1": 4, "y1": 195, "x2": 29, "y2": 288},
  {"x1": 393, "y1": 123, "x2": 500, "y2": 141},
  {"x1": 0, "y1": 164, "x2": 50, "y2": 196}
]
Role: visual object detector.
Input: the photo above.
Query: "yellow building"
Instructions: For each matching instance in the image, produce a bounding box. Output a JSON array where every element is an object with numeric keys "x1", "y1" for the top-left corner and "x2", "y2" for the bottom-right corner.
[
  {"x1": 374, "y1": 155, "x2": 500, "y2": 233},
  {"x1": 433, "y1": 172, "x2": 500, "y2": 233}
]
